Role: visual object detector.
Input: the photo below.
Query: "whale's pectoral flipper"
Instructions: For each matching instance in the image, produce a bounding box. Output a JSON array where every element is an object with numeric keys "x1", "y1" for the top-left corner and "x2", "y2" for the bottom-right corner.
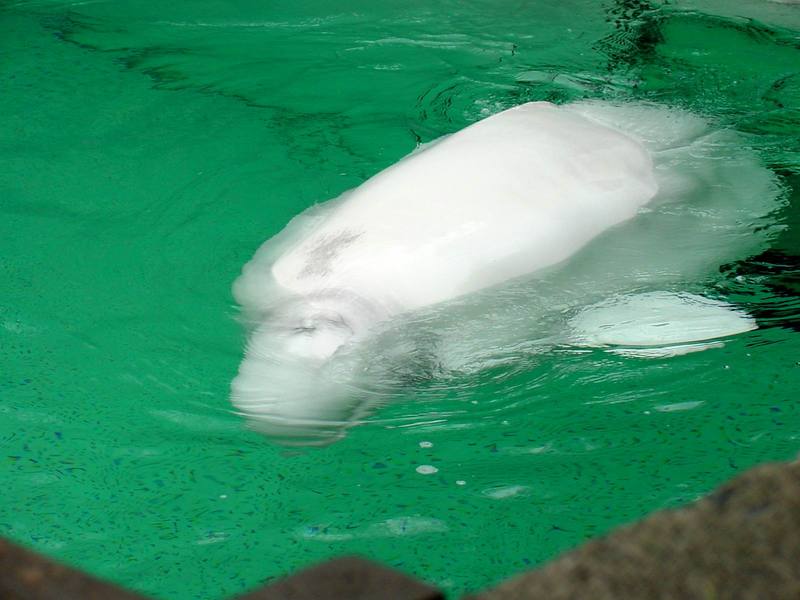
[{"x1": 568, "y1": 292, "x2": 757, "y2": 358}]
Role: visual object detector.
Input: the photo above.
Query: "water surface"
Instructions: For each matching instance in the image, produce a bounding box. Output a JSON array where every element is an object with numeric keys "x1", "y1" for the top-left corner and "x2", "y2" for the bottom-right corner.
[{"x1": 1, "y1": 1, "x2": 799, "y2": 598}]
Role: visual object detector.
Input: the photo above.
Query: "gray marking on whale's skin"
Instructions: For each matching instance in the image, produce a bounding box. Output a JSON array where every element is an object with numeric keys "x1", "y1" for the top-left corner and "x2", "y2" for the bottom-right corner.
[{"x1": 299, "y1": 231, "x2": 362, "y2": 278}]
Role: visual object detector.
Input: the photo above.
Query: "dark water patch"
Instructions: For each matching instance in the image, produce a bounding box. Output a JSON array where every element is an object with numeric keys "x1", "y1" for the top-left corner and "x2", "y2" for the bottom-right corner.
[{"x1": 720, "y1": 249, "x2": 800, "y2": 332}]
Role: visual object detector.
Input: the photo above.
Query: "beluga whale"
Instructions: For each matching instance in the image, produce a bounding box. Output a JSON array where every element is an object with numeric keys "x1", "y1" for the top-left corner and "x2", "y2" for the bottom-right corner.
[{"x1": 231, "y1": 101, "x2": 780, "y2": 445}]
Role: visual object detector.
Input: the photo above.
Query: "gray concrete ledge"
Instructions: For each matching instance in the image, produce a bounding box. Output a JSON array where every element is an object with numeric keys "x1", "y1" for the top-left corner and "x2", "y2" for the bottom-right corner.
[
  {"x1": 237, "y1": 556, "x2": 443, "y2": 600},
  {"x1": 470, "y1": 458, "x2": 800, "y2": 600},
  {"x1": 0, "y1": 537, "x2": 148, "y2": 600},
  {"x1": 0, "y1": 542, "x2": 443, "y2": 600}
]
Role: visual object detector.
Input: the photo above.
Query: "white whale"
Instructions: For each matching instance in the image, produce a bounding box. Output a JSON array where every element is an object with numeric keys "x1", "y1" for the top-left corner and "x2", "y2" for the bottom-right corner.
[{"x1": 231, "y1": 101, "x2": 780, "y2": 444}]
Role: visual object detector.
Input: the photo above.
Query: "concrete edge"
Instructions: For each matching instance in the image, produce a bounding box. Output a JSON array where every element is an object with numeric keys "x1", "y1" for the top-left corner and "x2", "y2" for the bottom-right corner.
[{"x1": 467, "y1": 457, "x2": 800, "y2": 599}]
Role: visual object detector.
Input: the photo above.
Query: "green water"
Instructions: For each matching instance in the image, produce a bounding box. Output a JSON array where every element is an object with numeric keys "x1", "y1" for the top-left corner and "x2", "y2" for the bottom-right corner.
[{"x1": 1, "y1": 0, "x2": 799, "y2": 598}]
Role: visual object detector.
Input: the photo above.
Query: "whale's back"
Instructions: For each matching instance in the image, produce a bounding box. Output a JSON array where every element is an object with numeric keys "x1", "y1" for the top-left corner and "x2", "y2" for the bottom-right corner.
[{"x1": 270, "y1": 102, "x2": 658, "y2": 312}]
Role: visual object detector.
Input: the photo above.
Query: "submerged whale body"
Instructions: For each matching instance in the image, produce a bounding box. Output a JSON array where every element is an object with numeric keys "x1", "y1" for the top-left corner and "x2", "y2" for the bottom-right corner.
[{"x1": 231, "y1": 101, "x2": 779, "y2": 445}]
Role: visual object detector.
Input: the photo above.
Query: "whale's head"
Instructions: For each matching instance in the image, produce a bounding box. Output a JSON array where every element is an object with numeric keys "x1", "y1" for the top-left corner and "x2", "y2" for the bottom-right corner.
[{"x1": 230, "y1": 291, "x2": 386, "y2": 445}]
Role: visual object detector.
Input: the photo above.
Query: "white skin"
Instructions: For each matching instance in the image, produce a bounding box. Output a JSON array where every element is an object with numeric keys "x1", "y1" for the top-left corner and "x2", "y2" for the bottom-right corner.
[{"x1": 231, "y1": 101, "x2": 779, "y2": 444}]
